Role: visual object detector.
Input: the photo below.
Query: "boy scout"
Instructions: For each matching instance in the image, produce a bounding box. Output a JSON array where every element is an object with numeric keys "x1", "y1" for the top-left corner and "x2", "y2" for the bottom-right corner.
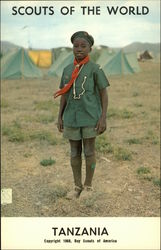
[{"x1": 54, "y1": 31, "x2": 110, "y2": 200}]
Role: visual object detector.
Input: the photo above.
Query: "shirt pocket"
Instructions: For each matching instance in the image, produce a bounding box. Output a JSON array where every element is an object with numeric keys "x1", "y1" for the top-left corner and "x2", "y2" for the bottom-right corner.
[{"x1": 83, "y1": 75, "x2": 95, "y2": 94}]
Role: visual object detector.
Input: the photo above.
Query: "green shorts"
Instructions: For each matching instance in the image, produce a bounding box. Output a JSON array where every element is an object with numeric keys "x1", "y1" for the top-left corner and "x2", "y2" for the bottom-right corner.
[{"x1": 63, "y1": 126, "x2": 97, "y2": 140}]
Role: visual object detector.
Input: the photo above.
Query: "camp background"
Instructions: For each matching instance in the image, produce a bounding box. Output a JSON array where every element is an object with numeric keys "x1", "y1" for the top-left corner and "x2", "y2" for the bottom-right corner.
[{"x1": 1, "y1": 0, "x2": 160, "y2": 249}]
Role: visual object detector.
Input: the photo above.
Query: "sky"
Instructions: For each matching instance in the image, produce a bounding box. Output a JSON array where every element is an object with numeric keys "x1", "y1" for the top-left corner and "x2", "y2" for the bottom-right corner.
[{"x1": 1, "y1": 0, "x2": 160, "y2": 49}]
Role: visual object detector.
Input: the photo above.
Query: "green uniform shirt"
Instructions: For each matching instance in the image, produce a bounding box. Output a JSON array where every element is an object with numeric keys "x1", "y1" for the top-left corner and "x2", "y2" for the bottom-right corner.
[{"x1": 60, "y1": 61, "x2": 110, "y2": 128}]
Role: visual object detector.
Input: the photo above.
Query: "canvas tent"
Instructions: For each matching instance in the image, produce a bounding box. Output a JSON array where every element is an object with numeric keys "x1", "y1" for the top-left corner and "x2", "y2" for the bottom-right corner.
[
  {"x1": 139, "y1": 50, "x2": 153, "y2": 61},
  {"x1": 97, "y1": 49, "x2": 140, "y2": 75},
  {"x1": 96, "y1": 48, "x2": 117, "y2": 66},
  {"x1": 89, "y1": 47, "x2": 108, "y2": 63},
  {"x1": 48, "y1": 48, "x2": 140, "y2": 78},
  {"x1": 48, "y1": 50, "x2": 74, "y2": 78},
  {"x1": 52, "y1": 47, "x2": 72, "y2": 62},
  {"x1": 1, "y1": 48, "x2": 43, "y2": 79},
  {"x1": 28, "y1": 50, "x2": 52, "y2": 68}
]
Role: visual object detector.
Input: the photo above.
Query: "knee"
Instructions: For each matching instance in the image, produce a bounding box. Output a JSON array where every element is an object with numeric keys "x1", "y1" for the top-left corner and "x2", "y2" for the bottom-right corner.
[
  {"x1": 71, "y1": 146, "x2": 82, "y2": 158},
  {"x1": 84, "y1": 147, "x2": 95, "y2": 157},
  {"x1": 71, "y1": 149, "x2": 81, "y2": 158},
  {"x1": 69, "y1": 140, "x2": 82, "y2": 158},
  {"x1": 83, "y1": 139, "x2": 95, "y2": 157}
]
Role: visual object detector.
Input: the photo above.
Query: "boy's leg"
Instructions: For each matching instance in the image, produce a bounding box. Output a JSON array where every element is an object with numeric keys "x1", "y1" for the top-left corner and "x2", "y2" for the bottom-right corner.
[
  {"x1": 83, "y1": 137, "x2": 96, "y2": 187},
  {"x1": 69, "y1": 139, "x2": 83, "y2": 189}
]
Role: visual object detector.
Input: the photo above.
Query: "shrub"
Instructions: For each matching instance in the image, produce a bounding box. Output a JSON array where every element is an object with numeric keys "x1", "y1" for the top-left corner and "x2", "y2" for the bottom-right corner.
[
  {"x1": 34, "y1": 100, "x2": 55, "y2": 111},
  {"x1": 107, "y1": 108, "x2": 134, "y2": 119},
  {"x1": 40, "y1": 157, "x2": 56, "y2": 166},
  {"x1": 52, "y1": 186, "x2": 67, "y2": 201},
  {"x1": 133, "y1": 92, "x2": 139, "y2": 97},
  {"x1": 153, "y1": 178, "x2": 161, "y2": 187},
  {"x1": 114, "y1": 147, "x2": 132, "y2": 161},
  {"x1": 2, "y1": 122, "x2": 26, "y2": 142},
  {"x1": 134, "y1": 103, "x2": 143, "y2": 107},
  {"x1": 36, "y1": 114, "x2": 55, "y2": 124},
  {"x1": 2, "y1": 125, "x2": 11, "y2": 136},
  {"x1": 125, "y1": 138, "x2": 142, "y2": 145},
  {"x1": 107, "y1": 108, "x2": 119, "y2": 118},
  {"x1": 23, "y1": 152, "x2": 32, "y2": 158},
  {"x1": 2, "y1": 122, "x2": 58, "y2": 145},
  {"x1": 83, "y1": 192, "x2": 101, "y2": 208},
  {"x1": 137, "y1": 166, "x2": 151, "y2": 175},
  {"x1": 8, "y1": 130, "x2": 26, "y2": 142},
  {"x1": 120, "y1": 109, "x2": 134, "y2": 119},
  {"x1": 29, "y1": 131, "x2": 57, "y2": 145},
  {"x1": 96, "y1": 135, "x2": 113, "y2": 153},
  {"x1": 1, "y1": 99, "x2": 9, "y2": 108},
  {"x1": 145, "y1": 130, "x2": 159, "y2": 145}
]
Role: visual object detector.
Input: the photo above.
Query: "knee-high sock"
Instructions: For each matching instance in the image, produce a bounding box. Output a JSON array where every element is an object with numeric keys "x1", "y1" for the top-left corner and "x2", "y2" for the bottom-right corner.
[
  {"x1": 70, "y1": 156, "x2": 82, "y2": 188},
  {"x1": 84, "y1": 154, "x2": 96, "y2": 187}
]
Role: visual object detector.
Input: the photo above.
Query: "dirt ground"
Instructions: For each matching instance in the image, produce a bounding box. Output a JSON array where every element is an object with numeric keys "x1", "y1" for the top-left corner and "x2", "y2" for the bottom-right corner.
[{"x1": 1, "y1": 61, "x2": 160, "y2": 217}]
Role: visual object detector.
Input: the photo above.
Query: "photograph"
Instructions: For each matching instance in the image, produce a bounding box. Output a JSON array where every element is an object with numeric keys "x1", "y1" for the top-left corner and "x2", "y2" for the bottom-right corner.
[{"x1": 1, "y1": 0, "x2": 160, "y2": 249}]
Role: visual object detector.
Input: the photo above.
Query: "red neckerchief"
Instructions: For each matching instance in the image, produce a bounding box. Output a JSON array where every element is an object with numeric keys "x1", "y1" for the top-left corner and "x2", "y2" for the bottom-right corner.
[{"x1": 53, "y1": 55, "x2": 89, "y2": 98}]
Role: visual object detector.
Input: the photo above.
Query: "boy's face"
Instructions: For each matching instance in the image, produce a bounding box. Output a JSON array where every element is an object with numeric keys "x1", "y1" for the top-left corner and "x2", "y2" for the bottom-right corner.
[{"x1": 73, "y1": 38, "x2": 91, "y2": 62}]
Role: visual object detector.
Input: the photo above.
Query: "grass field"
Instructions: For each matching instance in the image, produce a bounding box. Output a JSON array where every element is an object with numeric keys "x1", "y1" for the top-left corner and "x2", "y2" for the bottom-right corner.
[{"x1": 1, "y1": 61, "x2": 160, "y2": 216}]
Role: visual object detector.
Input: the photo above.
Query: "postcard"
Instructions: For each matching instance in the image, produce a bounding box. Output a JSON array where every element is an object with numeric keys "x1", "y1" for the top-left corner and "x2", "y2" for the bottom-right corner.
[{"x1": 1, "y1": 1, "x2": 160, "y2": 249}]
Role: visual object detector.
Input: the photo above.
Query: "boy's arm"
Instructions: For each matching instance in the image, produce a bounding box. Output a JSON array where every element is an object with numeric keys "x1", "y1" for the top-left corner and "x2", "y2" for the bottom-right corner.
[
  {"x1": 57, "y1": 95, "x2": 67, "y2": 132},
  {"x1": 95, "y1": 88, "x2": 108, "y2": 134}
]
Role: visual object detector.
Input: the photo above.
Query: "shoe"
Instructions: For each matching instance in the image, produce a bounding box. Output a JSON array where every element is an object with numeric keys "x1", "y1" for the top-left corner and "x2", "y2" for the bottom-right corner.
[
  {"x1": 66, "y1": 186, "x2": 82, "y2": 200},
  {"x1": 79, "y1": 185, "x2": 93, "y2": 200}
]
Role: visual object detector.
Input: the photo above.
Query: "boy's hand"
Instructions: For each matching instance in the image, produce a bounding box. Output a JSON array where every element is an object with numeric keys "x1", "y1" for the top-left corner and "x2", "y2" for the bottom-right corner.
[
  {"x1": 95, "y1": 116, "x2": 106, "y2": 134},
  {"x1": 57, "y1": 117, "x2": 64, "y2": 132}
]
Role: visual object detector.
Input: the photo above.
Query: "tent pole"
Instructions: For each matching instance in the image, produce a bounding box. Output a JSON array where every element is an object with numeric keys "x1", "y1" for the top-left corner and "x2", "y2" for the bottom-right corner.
[
  {"x1": 21, "y1": 49, "x2": 24, "y2": 79},
  {"x1": 121, "y1": 49, "x2": 123, "y2": 76}
]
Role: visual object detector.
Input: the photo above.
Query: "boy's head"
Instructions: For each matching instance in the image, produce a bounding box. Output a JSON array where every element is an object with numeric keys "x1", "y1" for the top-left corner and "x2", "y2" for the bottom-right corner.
[
  {"x1": 71, "y1": 31, "x2": 94, "y2": 47},
  {"x1": 71, "y1": 31, "x2": 94, "y2": 62}
]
